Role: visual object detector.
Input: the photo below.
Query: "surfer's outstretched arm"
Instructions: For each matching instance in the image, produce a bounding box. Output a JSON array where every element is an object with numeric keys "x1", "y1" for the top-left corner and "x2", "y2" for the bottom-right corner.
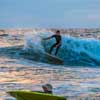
[{"x1": 43, "y1": 35, "x2": 54, "y2": 40}]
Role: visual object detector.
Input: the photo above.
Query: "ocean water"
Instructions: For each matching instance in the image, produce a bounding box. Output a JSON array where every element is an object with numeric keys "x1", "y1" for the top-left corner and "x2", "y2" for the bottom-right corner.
[{"x1": 0, "y1": 30, "x2": 100, "y2": 100}]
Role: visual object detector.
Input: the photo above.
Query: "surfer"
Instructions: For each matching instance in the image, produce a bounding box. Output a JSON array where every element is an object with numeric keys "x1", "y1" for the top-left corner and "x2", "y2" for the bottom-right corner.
[
  {"x1": 43, "y1": 30, "x2": 62, "y2": 55},
  {"x1": 32, "y1": 84, "x2": 53, "y2": 94},
  {"x1": 42, "y1": 84, "x2": 53, "y2": 94}
]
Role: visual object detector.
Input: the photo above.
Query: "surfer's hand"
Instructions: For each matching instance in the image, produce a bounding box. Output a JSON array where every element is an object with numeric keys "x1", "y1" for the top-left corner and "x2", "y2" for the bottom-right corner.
[
  {"x1": 42, "y1": 38, "x2": 45, "y2": 40},
  {"x1": 56, "y1": 44, "x2": 61, "y2": 47},
  {"x1": 55, "y1": 45, "x2": 59, "y2": 47},
  {"x1": 42, "y1": 37, "x2": 49, "y2": 40}
]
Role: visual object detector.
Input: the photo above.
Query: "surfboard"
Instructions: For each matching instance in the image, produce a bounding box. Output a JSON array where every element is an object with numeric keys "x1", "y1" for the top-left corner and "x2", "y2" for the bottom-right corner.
[
  {"x1": 7, "y1": 90, "x2": 66, "y2": 100},
  {"x1": 44, "y1": 52, "x2": 63, "y2": 64}
]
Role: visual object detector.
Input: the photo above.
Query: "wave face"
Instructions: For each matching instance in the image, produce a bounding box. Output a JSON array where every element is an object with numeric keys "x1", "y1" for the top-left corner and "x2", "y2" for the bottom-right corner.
[{"x1": 23, "y1": 32, "x2": 100, "y2": 66}]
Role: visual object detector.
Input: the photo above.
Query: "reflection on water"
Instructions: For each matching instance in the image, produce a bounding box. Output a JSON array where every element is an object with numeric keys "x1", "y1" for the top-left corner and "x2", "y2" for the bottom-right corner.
[
  {"x1": 0, "y1": 32, "x2": 100, "y2": 100},
  {"x1": 1, "y1": 57, "x2": 100, "y2": 100}
]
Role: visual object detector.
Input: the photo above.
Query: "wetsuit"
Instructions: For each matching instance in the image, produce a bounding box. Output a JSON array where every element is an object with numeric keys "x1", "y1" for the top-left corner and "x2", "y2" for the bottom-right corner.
[{"x1": 49, "y1": 34, "x2": 61, "y2": 55}]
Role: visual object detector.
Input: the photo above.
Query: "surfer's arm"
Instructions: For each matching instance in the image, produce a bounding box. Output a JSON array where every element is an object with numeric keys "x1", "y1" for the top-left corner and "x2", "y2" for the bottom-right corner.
[
  {"x1": 55, "y1": 43, "x2": 61, "y2": 47},
  {"x1": 55, "y1": 40, "x2": 61, "y2": 47},
  {"x1": 42, "y1": 35, "x2": 54, "y2": 40}
]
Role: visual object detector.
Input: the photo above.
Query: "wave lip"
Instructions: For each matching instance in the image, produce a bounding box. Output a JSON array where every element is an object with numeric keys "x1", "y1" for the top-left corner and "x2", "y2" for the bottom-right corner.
[{"x1": 23, "y1": 32, "x2": 100, "y2": 66}]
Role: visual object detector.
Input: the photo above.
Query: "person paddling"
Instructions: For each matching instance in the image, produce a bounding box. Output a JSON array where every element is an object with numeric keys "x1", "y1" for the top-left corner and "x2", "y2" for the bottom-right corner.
[
  {"x1": 43, "y1": 30, "x2": 62, "y2": 55},
  {"x1": 42, "y1": 84, "x2": 53, "y2": 94},
  {"x1": 32, "y1": 84, "x2": 53, "y2": 94}
]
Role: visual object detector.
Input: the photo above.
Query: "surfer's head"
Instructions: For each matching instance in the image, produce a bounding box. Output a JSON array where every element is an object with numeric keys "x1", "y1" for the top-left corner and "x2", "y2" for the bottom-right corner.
[
  {"x1": 42, "y1": 84, "x2": 53, "y2": 94},
  {"x1": 56, "y1": 30, "x2": 60, "y2": 35}
]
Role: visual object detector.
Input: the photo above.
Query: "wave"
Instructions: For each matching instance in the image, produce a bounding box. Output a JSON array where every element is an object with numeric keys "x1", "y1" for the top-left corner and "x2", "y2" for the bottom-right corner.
[{"x1": 23, "y1": 32, "x2": 100, "y2": 66}]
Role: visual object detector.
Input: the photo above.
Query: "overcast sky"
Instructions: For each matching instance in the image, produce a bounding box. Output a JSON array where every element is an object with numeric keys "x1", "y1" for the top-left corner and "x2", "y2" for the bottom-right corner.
[{"x1": 0, "y1": 0, "x2": 100, "y2": 28}]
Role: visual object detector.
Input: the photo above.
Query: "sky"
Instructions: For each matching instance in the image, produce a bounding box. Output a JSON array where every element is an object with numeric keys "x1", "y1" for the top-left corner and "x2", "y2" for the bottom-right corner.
[{"x1": 0, "y1": 0, "x2": 100, "y2": 28}]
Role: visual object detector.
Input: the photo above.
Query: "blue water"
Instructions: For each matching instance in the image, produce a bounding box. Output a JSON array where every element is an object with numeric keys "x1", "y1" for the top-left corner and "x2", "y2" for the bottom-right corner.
[
  {"x1": 24, "y1": 32, "x2": 100, "y2": 67},
  {"x1": 1, "y1": 31, "x2": 100, "y2": 100}
]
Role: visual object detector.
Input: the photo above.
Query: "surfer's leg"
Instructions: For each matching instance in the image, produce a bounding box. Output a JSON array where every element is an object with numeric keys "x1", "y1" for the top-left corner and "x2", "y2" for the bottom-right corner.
[
  {"x1": 49, "y1": 43, "x2": 57, "y2": 54},
  {"x1": 55, "y1": 45, "x2": 61, "y2": 55}
]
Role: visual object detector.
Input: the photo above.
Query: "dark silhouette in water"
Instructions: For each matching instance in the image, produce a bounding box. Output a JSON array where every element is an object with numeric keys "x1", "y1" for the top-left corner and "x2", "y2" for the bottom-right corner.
[{"x1": 43, "y1": 30, "x2": 62, "y2": 55}]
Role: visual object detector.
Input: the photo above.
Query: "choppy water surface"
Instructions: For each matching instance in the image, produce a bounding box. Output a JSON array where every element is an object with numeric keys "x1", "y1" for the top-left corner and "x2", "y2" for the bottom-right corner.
[{"x1": 0, "y1": 31, "x2": 100, "y2": 100}]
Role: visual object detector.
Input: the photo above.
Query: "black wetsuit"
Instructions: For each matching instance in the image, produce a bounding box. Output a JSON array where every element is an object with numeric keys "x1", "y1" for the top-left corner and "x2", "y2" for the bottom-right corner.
[{"x1": 49, "y1": 34, "x2": 61, "y2": 55}]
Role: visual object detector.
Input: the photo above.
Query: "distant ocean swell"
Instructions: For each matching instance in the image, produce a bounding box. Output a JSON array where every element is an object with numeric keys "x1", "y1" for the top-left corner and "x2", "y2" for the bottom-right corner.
[{"x1": 23, "y1": 32, "x2": 100, "y2": 67}]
